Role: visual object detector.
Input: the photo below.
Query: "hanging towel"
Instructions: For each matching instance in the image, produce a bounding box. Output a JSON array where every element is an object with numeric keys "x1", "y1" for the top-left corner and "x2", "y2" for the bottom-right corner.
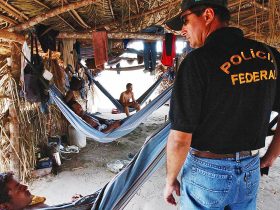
[
  {"x1": 63, "y1": 39, "x2": 75, "y2": 69},
  {"x1": 20, "y1": 41, "x2": 31, "y2": 84},
  {"x1": 161, "y1": 33, "x2": 176, "y2": 67},
  {"x1": 92, "y1": 31, "x2": 108, "y2": 70}
]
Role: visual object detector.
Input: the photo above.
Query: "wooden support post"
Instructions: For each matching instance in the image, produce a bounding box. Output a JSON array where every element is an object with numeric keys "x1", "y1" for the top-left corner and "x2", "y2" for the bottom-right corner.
[
  {"x1": 9, "y1": 107, "x2": 20, "y2": 179},
  {"x1": 10, "y1": 42, "x2": 22, "y2": 83}
]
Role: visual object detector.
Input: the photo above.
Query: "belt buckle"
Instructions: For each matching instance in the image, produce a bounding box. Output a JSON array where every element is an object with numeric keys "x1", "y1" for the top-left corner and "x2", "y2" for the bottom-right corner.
[{"x1": 250, "y1": 149, "x2": 259, "y2": 156}]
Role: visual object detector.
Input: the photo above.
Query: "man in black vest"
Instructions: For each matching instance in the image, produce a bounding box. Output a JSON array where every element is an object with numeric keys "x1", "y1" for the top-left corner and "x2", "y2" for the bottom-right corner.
[{"x1": 164, "y1": 0, "x2": 280, "y2": 209}]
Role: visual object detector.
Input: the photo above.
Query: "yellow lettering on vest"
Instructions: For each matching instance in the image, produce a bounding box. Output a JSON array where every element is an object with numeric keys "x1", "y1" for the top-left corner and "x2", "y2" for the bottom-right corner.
[
  {"x1": 239, "y1": 73, "x2": 245, "y2": 84},
  {"x1": 245, "y1": 72, "x2": 253, "y2": 83},
  {"x1": 231, "y1": 74, "x2": 239, "y2": 85},
  {"x1": 250, "y1": 49, "x2": 256, "y2": 58},
  {"x1": 220, "y1": 62, "x2": 231, "y2": 74},
  {"x1": 256, "y1": 51, "x2": 267, "y2": 59},
  {"x1": 274, "y1": 70, "x2": 277, "y2": 79},
  {"x1": 241, "y1": 51, "x2": 252, "y2": 60},
  {"x1": 260, "y1": 70, "x2": 268, "y2": 80},
  {"x1": 269, "y1": 70, "x2": 275, "y2": 80},
  {"x1": 268, "y1": 53, "x2": 271, "y2": 61},
  {"x1": 253, "y1": 72, "x2": 260, "y2": 82},
  {"x1": 230, "y1": 55, "x2": 242, "y2": 65}
]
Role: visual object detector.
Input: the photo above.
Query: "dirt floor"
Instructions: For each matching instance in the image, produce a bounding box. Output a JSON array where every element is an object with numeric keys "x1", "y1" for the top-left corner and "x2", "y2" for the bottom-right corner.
[{"x1": 29, "y1": 106, "x2": 280, "y2": 210}]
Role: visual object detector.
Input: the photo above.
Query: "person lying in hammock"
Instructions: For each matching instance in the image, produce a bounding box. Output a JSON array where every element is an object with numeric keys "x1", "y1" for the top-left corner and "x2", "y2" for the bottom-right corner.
[
  {"x1": 0, "y1": 172, "x2": 48, "y2": 210},
  {"x1": 0, "y1": 172, "x2": 87, "y2": 210},
  {"x1": 65, "y1": 76, "x2": 120, "y2": 133},
  {"x1": 119, "y1": 83, "x2": 140, "y2": 116}
]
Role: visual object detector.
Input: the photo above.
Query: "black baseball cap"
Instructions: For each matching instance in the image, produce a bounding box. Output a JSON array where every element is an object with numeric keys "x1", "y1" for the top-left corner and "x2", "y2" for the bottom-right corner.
[{"x1": 165, "y1": 0, "x2": 228, "y2": 31}]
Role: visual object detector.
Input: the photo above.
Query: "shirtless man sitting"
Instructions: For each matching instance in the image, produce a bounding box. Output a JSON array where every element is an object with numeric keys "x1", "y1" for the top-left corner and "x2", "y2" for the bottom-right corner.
[
  {"x1": 119, "y1": 83, "x2": 140, "y2": 116},
  {"x1": 0, "y1": 172, "x2": 47, "y2": 210}
]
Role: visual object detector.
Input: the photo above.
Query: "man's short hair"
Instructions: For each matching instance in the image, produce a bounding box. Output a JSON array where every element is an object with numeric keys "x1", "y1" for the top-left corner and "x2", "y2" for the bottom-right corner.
[
  {"x1": 126, "y1": 83, "x2": 132, "y2": 89},
  {"x1": 190, "y1": 4, "x2": 230, "y2": 24},
  {"x1": 0, "y1": 172, "x2": 14, "y2": 204}
]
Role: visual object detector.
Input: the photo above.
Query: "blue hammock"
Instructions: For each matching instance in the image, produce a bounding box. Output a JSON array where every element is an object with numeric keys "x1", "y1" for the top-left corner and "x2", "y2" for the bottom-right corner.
[
  {"x1": 49, "y1": 85, "x2": 172, "y2": 142},
  {"x1": 90, "y1": 72, "x2": 166, "y2": 113},
  {"x1": 41, "y1": 123, "x2": 170, "y2": 210},
  {"x1": 93, "y1": 122, "x2": 170, "y2": 210}
]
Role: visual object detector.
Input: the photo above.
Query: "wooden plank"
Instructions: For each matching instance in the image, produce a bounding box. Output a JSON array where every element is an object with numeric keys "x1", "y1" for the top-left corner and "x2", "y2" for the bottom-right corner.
[{"x1": 58, "y1": 32, "x2": 165, "y2": 40}]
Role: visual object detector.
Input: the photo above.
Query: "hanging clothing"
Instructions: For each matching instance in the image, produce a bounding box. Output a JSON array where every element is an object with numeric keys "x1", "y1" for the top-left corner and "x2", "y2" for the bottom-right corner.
[
  {"x1": 92, "y1": 31, "x2": 108, "y2": 70},
  {"x1": 20, "y1": 41, "x2": 31, "y2": 84},
  {"x1": 63, "y1": 39, "x2": 75, "y2": 69},
  {"x1": 143, "y1": 41, "x2": 157, "y2": 71},
  {"x1": 161, "y1": 33, "x2": 176, "y2": 67},
  {"x1": 35, "y1": 24, "x2": 59, "y2": 53}
]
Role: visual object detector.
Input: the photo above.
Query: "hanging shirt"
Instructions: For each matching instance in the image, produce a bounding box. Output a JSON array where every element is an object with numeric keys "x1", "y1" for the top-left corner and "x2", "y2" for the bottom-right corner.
[
  {"x1": 169, "y1": 27, "x2": 280, "y2": 154},
  {"x1": 161, "y1": 33, "x2": 176, "y2": 67}
]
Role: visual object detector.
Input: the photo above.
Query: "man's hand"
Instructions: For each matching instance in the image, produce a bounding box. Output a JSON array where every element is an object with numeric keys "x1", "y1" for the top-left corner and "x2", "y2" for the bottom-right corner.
[{"x1": 164, "y1": 179, "x2": 180, "y2": 206}]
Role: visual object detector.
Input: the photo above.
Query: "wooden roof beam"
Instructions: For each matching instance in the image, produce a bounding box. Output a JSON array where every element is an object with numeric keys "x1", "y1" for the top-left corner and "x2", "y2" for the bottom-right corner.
[
  {"x1": 108, "y1": 0, "x2": 115, "y2": 19},
  {"x1": 58, "y1": 32, "x2": 165, "y2": 40},
  {"x1": 8, "y1": 0, "x2": 98, "y2": 32},
  {"x1": 63, "y1": 0, "x2": 90, "y2": 29},
  {"x1": 0, "y1": 30, "x2": 25, "y2": 43},
  {"x1": 134, "y1": 0, "x2": 140, "y2": 14},
  {"x1": 0, "y1": 30, "x2": 165, "y2": 44},
  {"x1": 32, "y1": 0, "x2": 76, "y2": 31},
  {"x1": 0, "y1": 14, "x2": 18, "y2": 25},
  {"x1": 0, "y1": 0, "x2": 28, "y2": 22}
]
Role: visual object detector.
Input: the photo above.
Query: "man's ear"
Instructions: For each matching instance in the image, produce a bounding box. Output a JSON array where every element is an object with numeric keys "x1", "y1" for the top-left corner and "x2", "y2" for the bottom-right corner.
[
  {"x1": 0, "y1": 203, "x2": 11, "y2": 210},
  {"x1": 203, "y1": 8, "x2": 215, "y2": 25}
]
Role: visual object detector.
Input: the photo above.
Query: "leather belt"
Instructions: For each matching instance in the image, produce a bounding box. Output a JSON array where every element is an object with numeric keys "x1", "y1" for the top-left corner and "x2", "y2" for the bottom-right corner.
[{"x1": 191, "y1": 150, "x2": 259, "y2": 159}]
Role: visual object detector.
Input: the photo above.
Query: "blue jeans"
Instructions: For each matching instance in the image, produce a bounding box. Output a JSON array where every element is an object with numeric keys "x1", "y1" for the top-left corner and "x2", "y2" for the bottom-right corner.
[
  {"x1": 143, "y1": 42, "x2": 157, "y2": 70},
  {"x1": 181, "y1": 149, "x2": 260, "y2": 210}
]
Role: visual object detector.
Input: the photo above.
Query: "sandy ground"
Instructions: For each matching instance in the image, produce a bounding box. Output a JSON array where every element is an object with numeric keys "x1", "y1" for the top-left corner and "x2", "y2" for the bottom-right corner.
[{"x1": 29, "y1": 106, "x2": 280, "y2": 209}]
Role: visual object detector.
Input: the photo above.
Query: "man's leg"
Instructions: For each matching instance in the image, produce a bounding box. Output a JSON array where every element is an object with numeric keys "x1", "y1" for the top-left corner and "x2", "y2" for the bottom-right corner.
[
  {"x1": 143, "y1": 42, "x2": 150, "y2": 70},
  {"x1": 136, "y1": 103, "x2": 140, "y2": 111},
  {"x1": 150, "y1": 42, "x2": 157, "y2": 71},
  {"x1": 102, "y1": 121, "x2": 120, "y2": 133},
  {"x1": 124, "y1": 106, "x2": 129, "y2": 116},
  {"x1": 131, "y1": 103, "x2": 140, "y2": 112}
]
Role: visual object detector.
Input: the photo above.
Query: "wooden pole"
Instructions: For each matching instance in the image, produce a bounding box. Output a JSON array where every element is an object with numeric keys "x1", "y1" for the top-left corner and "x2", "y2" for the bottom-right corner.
[
  {"x1": 58, "y1": 32, "x2": 165, "y2": 40},
  {"x1": 10, "y1": 42, "x2": 22, "y2": 84},
  {"x1": 0, "y1": 30, "x2": 25, "y2": 43},
  {"x1": 8, "y1": 0, "x2": 98, "y2": 32},
  {"x1": 0, "y1": 0, "x2": 28, "y2": 22},
  {"x1": 0, "y1": 14, "x2": 18, "y2": 25},
  {"x1": 9, "y1": 107, "x2": 20, "y2": 179}
]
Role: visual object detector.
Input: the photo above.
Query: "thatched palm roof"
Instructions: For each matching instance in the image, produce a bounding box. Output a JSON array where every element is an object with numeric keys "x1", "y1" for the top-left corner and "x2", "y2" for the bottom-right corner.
[{"x1": 0, "y1": 0, "x2": 279, "y2": 56}]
